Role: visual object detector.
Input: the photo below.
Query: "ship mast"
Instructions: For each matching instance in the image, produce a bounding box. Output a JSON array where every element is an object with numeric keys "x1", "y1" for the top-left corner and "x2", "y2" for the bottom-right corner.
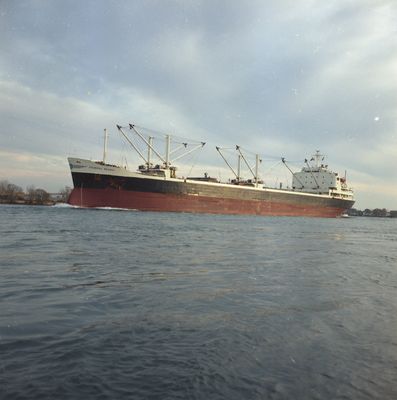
[
  {"x1": 236, "y1": 146, "x2": 262, "y2": 187},
  {"x1": 165, "y1": 134, "x2": 171, "y2": 169},
  {"x1": 255, "y1": 154, "x2": 260, "y2": 188},
  {"x1": 313, "y1": 150, "x2": 323, "y2": 168},
  {"x1": 129, "y1": 124, "x2": 167, "y2": 166},
  {"x1": 237, "y1": 154, "x2": 241, "y2": 183},
  {"x1": 116, "y1": 124, "x2": 205, "y2": 173},
  {"x1": 103, "y1": 128, "x2": 108, "y2": 164},
  {"x1": 147, "y1": 136, "x2": 153, "y2": 169},
  {"x1": 217, "y1": 146, "x2": 262, "y2": 186}
]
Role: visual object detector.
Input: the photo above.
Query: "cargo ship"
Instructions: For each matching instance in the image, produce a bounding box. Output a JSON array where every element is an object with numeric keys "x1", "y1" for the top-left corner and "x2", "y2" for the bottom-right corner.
[{"x1": 67, "y1": 124, "x2": 354, "y2": 217}]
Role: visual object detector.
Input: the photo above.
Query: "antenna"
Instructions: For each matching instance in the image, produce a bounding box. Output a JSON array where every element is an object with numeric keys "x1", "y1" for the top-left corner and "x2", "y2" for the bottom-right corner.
[{"x1": 313, "y1": 150, "x2": 324, "y2": 168}]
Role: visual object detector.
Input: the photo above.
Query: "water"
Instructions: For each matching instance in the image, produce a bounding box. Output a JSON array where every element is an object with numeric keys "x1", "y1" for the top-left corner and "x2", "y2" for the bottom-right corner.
[{"x1": 0, "y1": 204, "x2": 396, "y2": 399}]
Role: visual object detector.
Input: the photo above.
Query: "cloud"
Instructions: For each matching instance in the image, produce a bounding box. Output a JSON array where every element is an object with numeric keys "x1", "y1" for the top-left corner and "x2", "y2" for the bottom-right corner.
[
  {"x1": 0, "y1": 0, "x2": 396, "y2": 208},
  {"x1": 0, "y1": 79, "x2": 115, "y2": 156}
]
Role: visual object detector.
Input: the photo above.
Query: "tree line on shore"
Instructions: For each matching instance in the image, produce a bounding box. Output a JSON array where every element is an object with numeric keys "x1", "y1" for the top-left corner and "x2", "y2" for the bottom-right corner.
[
  {"x1": 0, "y1": 180, "x2": 71, "y2": 205},
  {"x1": 347, "y1": 208, "x2": 396, "y2": 217}
]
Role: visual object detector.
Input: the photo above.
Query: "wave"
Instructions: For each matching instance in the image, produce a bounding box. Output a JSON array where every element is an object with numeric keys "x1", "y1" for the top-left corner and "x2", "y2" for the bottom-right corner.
[
  {"x1": 52, "y1": 203, "x2": 136, "y2": 211},
  {"x1": 52, "y1": 203, "x2": 76, "y2": 208}
]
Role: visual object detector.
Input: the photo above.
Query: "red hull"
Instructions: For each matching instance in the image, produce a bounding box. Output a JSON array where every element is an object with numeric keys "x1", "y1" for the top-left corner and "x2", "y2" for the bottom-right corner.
[{"x1": 68, "y1": 188, "x2": 348, "y2": 217}]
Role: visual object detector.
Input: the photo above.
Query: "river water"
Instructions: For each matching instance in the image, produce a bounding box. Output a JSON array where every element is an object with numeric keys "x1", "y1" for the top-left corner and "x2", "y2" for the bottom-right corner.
[{"x1": 0, "y1": 204, "x2": 396, "y2": 399}]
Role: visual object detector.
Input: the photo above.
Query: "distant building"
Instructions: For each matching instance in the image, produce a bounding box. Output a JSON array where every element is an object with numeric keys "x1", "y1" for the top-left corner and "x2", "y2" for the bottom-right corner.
[{"x1": 390, "y1": 211, "x2": 397, "y2": 218}]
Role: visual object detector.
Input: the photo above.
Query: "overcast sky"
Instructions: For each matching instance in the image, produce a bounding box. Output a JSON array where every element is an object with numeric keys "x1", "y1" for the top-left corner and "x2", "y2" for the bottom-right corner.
[{"x1": 1, "y1": 0, "x2": 396, "y2": 209}]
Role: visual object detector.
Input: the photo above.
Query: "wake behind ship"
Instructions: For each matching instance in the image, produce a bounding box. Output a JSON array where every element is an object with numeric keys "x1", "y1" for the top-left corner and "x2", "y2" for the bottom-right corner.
[{"x1": 67, "y1": 124, "x2": 354, "y2": 217}]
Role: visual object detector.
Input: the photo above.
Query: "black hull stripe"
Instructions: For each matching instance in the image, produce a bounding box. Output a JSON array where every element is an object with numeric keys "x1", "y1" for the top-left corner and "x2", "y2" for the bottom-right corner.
[{"x1": 71, "y1": 172, "x2": 354, "y2": 209}]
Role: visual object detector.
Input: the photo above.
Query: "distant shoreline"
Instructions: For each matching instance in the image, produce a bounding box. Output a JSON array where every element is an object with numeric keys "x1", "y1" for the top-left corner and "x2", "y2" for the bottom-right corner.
[
  {"x1": 0, "y1": 180, "x2": 71, "y2": 206},
  {"x1": 0, "y1": 200, "x2": 58, "y2": 206}
]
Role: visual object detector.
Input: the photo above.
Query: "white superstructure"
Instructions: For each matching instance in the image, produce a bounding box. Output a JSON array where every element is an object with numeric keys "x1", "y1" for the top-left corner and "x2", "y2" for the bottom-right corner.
[{"x1": 291, "y1": 151, "x2": 354, "y2": 200}]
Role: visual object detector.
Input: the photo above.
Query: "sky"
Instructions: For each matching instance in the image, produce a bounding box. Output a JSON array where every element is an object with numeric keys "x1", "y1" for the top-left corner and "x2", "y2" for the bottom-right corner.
[{"x1": 1, "y1": 0, "x2": 396, "y2": 209}]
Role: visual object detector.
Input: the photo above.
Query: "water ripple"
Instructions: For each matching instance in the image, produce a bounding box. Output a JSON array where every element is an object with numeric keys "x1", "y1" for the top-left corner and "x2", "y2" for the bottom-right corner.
[{"x1": 1, "y1": 205, "x2": 396, "y2": 399}]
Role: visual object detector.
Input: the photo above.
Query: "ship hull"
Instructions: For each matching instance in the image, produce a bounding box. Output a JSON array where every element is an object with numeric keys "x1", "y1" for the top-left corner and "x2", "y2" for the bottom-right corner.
[
  {"x1": 68, "y1": 187, "x2": 351, "y2": 217},
  {"x1": 67, "y1": 159, "x2": 354, "y2": 217}
]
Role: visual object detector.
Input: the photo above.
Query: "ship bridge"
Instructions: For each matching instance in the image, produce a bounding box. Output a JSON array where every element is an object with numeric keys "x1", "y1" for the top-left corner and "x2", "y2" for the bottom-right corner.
[{"x1": 291, "y1": 151, "x2": 354, "y2": 200}]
